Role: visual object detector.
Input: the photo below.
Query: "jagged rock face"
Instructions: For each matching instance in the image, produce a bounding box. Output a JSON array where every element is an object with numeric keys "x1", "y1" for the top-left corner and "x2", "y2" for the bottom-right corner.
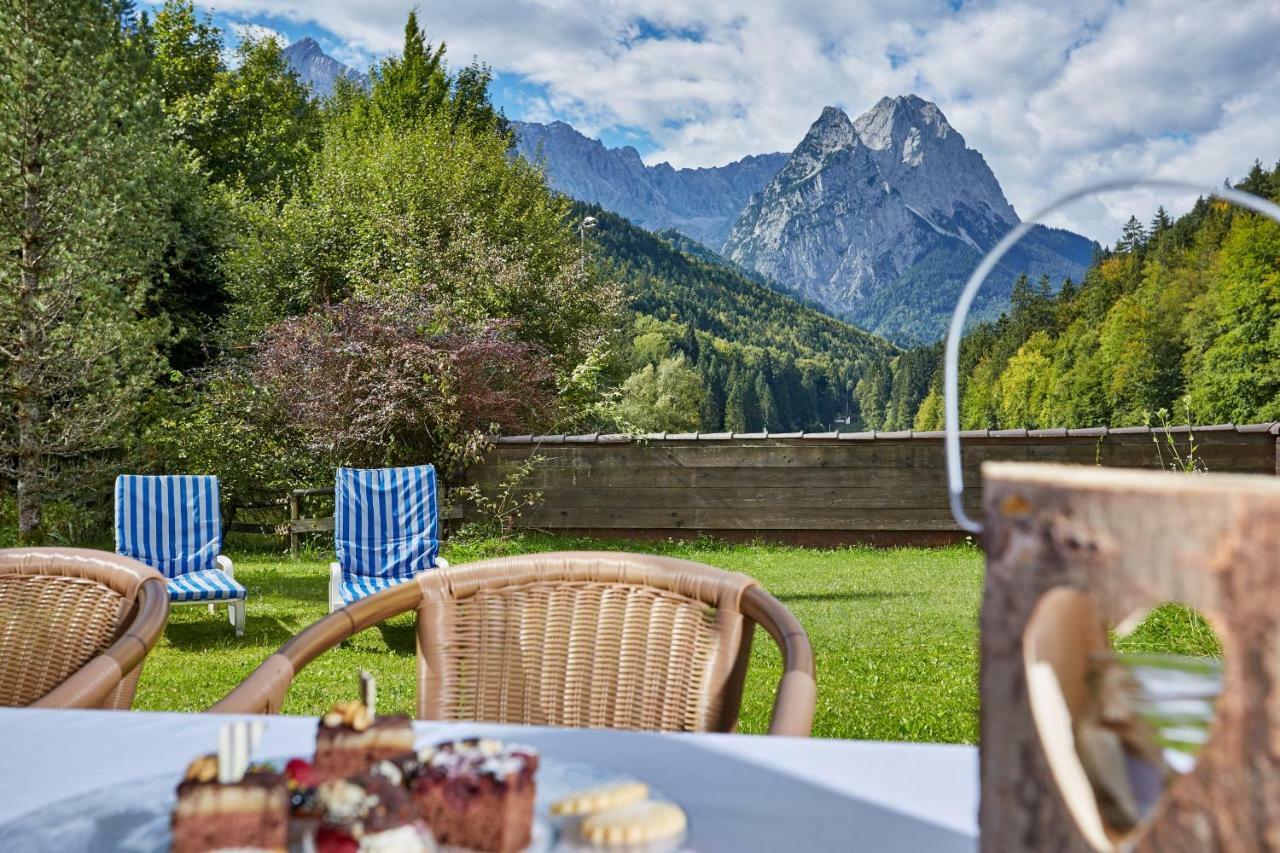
[
  {"x1": 282, "y1": 37, "x2": 367, "y2": 97},
  {"x1": 725, "y1": 95, "x2": 1094, "y2": 344},
  {"x1": 513, "y1": 120, "x2": 786, "y2": 249}
]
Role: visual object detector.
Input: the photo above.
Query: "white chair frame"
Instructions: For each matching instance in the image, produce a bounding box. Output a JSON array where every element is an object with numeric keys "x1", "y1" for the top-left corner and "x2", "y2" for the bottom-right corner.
[
  {"x1": 328, "y1": 556, "x2": 449, "y2": 614},
  {"x1": 181, "y1": 554, "x2": 245, "y2": 636}
]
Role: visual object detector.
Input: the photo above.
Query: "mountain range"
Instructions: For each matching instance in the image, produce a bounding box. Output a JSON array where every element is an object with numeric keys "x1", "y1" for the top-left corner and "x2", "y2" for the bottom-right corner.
[
  {"x1": 281, "y1": 40, "x2": 1097, "y2": 345},
  {"x1": 515, "y1": 98, "x2": 1095, "y2": 344},
  {"x1": 512, "y1": 122, "x2": 787, "y2": 250}
]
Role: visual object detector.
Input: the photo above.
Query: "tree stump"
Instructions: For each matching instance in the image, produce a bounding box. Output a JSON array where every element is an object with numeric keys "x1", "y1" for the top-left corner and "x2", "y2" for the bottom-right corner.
[{"x1": 980, "y1": 462, "x2": 1280, "y2": 852}]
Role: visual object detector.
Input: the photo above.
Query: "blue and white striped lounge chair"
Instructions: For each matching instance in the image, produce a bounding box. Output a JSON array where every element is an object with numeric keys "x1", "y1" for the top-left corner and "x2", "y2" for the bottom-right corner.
[
  {"x1": 114, "y1": 474, "x2": 246, "y2": 636},
  {"x1": 329, "y1": 464, "x2": 449, "y2": 612}
]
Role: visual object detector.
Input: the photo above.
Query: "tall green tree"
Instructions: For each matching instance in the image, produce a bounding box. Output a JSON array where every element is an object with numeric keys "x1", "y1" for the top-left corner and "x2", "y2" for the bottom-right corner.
[
  {"x1": 0, "y1": 0, "x2": 176, "y2": 540},
  {"x1": 149, "y1": 1, "x2": 320, "y2": 197},
  {"x1": 349, "y1": 10, "x2": 507, "y2": 139}
]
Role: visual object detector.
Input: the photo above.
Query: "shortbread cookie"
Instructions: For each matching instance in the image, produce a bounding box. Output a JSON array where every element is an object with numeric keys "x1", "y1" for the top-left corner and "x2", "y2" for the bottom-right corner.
[
  {"x1": 550, "y1": 781, "x2": 649, "y2": 816},
  {"x1": 581, "y1": 800, "x2": 687, "y2": 846}
]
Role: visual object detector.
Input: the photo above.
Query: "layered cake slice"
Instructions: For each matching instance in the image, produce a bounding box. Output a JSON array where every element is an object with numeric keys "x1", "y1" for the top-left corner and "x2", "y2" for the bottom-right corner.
[
  {"x1": 313, "y1": 673, "x2": 416, "y2": 783},
  {"x1": 398, "y1": 739, "x2": 539, "y2": 853},
  {"x1": 311, "y1": 762, "x2": 433, "y2": 853},
  {"x1": 171, "y1": 723, "x2": 289, "y2": 853}
]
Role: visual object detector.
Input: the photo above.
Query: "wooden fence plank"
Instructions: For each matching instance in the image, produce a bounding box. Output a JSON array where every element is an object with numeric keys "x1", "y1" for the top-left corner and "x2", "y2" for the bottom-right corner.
[{"x1": 467, "y1": 430, "x2": 1276, "y2": 538}]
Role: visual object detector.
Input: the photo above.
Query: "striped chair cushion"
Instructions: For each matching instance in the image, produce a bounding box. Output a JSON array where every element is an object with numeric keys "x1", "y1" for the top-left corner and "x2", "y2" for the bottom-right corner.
[
  {"x1": 335, "y1": 466, "x2": 441, "y2": 596},
  {"x1": 338, "y1": 573, "x2": 415, "y2": 607},
  {"x1": 168, "y1": 570, "x2": 246, "y2": 602},
  {"x1": 115, "y1": 475, "x2": 222, "y2": 577}
]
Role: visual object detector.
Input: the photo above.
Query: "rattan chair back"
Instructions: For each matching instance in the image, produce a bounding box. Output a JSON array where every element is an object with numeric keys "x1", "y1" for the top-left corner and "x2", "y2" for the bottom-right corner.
[
  {"x1": 215, "y1": 551, "x2": 816, "y2": 736},
  {"x1": 416, "y1": 553, "x2": 756, "y2": 731},
  {"x1": 0, "y1": 548, "x2": 169, "y2": 709}
]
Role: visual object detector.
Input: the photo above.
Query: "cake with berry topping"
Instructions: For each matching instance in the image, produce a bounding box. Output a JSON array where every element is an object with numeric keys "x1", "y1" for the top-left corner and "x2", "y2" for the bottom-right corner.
[
  {"x1": 398, "y1": 739, "x2": 539, "y2": 853},
  {"x1": 310, "y1": 762, "x2": 433, "y2": 853},
  {"x1": 171, "y1": 755, "x2": 289, "y2": 853}
]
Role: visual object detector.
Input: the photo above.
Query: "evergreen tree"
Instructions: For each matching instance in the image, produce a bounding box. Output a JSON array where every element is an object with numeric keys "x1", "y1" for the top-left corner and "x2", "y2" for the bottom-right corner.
[
  {"x1": 723, "y1": 366, "x2": 757, "y2": 433},
  {"x1": 698, "y1": 357, "x2": 726, "y2": 431},
  {"x1": 754, "y1": 370, "x2": 779, "y2": 431},
  {"x1": 357, "y1": 11, "x2": 507, "y2": 138},
  {"x1": 1115, "y1": 215, "x2": 1148, "y2": 255},
  {"x1": 0, "y1": 0, "x2": 177, "y2": 540},
  {"x1": 1150, "y1": 206, "x2": 1173, "y2": 237}
]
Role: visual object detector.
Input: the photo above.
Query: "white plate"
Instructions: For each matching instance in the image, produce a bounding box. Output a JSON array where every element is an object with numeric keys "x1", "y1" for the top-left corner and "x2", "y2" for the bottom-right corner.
[{"x1": 0, "y1": 757, "x2": 688, "y2": 852}]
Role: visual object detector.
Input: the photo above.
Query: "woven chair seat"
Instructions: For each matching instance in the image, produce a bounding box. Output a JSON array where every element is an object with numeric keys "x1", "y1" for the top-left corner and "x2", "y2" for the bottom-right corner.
[
  {"x1": 0, "y1": 548, "x2": 169, "y2": 709},
  {"x1": 214, "y1": 551, "x2": 816, "y2": 736},
  {"x1": 167, "y1": 569, "x2": 246, "y2": 602}
]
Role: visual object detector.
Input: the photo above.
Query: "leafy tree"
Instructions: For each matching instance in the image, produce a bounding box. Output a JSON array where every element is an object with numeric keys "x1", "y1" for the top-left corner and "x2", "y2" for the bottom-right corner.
[
  {"x1": 1183, "y1": 214, "x2": 1280, "y2": 421},
  {"x1": 615, "y1": 355, "x2": 702, "y2": 432},
  {"x1": 998, "y1": 332, "x2": 1053, "y2": 428},
  {"x1": 227, "y1": 108, "x2": 613, "y2": 371},
  {"x1": 0, "y1": 0, "x2": 176, "y2": 540},
  {"x1": 252, "y1": 297, "x2": 559, "y2": 481}
]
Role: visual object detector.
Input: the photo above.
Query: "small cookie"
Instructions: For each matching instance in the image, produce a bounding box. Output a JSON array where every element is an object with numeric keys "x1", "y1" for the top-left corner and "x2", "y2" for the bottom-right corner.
[
  {"x1": 551, "y1": 781, "x2": 649, "y2": 816},
  {"x1": 581, "y1": 800, "x2": 687, "y2": 846}
]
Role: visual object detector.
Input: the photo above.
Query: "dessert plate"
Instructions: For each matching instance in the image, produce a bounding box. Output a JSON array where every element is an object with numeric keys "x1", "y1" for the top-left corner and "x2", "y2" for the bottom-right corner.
[{"x1": 0, "y1": 757, "x2": 688, "y2": 852}]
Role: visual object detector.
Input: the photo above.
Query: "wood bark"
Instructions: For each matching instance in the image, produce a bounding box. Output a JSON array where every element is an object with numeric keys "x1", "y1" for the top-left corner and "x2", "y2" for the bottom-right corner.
[{"x1": 980, "y1": 462, "x2": 1280, "y2": 852}]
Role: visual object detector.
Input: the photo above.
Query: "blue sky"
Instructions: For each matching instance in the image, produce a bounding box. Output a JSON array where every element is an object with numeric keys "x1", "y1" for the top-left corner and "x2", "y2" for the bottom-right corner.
[{"x1": 167, "y1": 1, "x2": 1280, "y2": 242}]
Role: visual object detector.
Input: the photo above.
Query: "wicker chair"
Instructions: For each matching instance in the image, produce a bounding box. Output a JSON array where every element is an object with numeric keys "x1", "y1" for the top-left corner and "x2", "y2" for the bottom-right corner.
[
  {"x1": 0, "y1": 548, "x2": 169, "y2": 709},
  {"x1": 214, "y1": 551, "x2": 816, "y2": 736}
]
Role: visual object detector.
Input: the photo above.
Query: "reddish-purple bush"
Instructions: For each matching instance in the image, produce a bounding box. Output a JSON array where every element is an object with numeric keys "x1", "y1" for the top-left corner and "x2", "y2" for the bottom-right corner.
[{"x1": 253, "y1": 297, "x2": 559, "y2": 476}]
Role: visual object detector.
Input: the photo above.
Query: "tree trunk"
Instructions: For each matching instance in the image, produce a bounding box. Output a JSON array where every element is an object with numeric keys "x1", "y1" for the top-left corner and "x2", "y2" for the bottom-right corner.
[{"x1": 15, "y1": 140, "x2": 44, "y2": 543}]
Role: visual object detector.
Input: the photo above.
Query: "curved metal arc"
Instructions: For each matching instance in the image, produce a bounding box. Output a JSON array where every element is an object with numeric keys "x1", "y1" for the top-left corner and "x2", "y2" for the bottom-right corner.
[{"x1": 943, "y1": 178, "x2": 1280, "y2": 534}]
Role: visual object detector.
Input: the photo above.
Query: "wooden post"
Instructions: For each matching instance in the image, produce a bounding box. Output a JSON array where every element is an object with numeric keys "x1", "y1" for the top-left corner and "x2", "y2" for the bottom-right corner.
[
  {"x1": 288, "y1": 490, "x2": 301, "y2": 554},
  {"x1": 980, "y1": 462, "x2": 1280, "y2": 852}
]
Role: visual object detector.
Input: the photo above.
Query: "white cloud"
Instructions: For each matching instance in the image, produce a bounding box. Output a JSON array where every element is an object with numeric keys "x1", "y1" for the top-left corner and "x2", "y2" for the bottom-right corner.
[
  {"x1": 196, "y1": 0, "x2": 1280, "y2": 243},
  {"x1": 229, "y1": 21, "x2": 288, "y2": 47}
]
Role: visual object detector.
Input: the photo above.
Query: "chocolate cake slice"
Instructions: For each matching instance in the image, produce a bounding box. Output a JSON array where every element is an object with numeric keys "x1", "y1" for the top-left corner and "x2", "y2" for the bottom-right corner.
[
  {"x1": 313, "y1": 700, "x2": 415, "y2": 783},
  {"x1": 171, "y1": 756, "x2": 289, "y2": 853},
  {"x1": 399, "y1": 739, "x2": 539, "y2": 853},
  {"x1": 312, "y1": 762, "x2": 433, "y2": 852}
]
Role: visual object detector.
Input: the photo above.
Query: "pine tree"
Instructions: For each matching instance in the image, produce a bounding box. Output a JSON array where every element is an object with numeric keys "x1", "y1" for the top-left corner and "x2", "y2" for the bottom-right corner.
[
  {"x1": 722, "y1": 366, "x2": 757, "y2": 433},
  {"x1": 1115, "y1": 215, "x2": 1148, "y2": 254},
  {"x1": 754, "y1": 370, "x2": 779, "y2": 431},
  {"x1": 1150, "y1": 206, "x2": 1173, "y2": 236},
  {"x1": 359, "y1": 11, "x2": 507, "y2": 138},
  {"x1": 698, "y1": 358, "x2": 726, "y2": 431},
  {"x1": 0, "y1": 0, "x2": 177, "y2": 540}
]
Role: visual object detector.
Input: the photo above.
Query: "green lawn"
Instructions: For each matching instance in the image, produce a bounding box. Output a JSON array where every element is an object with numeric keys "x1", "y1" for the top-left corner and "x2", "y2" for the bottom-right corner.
[
  {"x1": 133, "y1": 534, "x2": 1218, "y2": 742},
  {"x1": 134, "y1": 535, "x2": 986, "y2": 742}
]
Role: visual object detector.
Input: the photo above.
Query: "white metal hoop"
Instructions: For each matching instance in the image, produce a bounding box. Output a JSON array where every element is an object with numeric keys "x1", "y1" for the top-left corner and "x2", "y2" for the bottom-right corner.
[{"x1": 944, "y1": 178, "x2": 1280, "y2": 534}]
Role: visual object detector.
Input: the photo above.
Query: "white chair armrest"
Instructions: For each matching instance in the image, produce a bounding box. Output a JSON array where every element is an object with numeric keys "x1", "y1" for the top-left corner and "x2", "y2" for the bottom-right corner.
[
  {"x1": 330, "y1": 561, "x2": 342, "y2": 584},
  {"x1": 436, "y1": 556, "x2": 449, "y2": 568},
  {"x1": 216, "y1": 554, "x2": 235, "y2": 579}
]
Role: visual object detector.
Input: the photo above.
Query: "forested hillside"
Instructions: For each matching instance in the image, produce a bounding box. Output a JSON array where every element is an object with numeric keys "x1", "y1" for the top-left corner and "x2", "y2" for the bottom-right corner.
[
  {"x1": 586, "y1": 207, "x2": 897, "y2": 432},
  {"x1": 858, "y1": 162, "x2": 1280, "y2": 431}
]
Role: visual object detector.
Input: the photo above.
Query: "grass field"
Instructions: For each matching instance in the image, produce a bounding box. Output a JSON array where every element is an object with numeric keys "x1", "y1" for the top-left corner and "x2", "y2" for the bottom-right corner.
[
  {"x1": 134, "y1": 535, "x2": 986, "y2": 742},
  {"x1": 133, "y1": 533, "x2": 1220, "y2": 742}
]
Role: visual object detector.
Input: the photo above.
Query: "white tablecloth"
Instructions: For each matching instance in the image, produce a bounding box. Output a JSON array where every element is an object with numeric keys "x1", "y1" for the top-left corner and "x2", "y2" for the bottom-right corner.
[{"x1": 0, "y1": 708, "x2": 978, "y2": 851}]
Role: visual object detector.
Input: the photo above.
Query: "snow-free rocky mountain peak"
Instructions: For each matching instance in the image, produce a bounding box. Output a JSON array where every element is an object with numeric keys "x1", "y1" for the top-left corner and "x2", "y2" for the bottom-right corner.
[
  {"x1": 724, "y1": 96, "x2": 1094, "y2": 342},
  {"x1": 282, "y1": 37, "x2": 367, "y2": 98}
]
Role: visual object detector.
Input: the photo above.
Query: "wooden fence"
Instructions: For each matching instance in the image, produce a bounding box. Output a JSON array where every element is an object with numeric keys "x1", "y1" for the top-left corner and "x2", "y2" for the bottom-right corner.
[
  {"x1": 466, "y1": 423, "x2": 1280, "y2": 546},
  {"x1": 227, "y1": 487, "x2": 461, "y2": 550}
]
